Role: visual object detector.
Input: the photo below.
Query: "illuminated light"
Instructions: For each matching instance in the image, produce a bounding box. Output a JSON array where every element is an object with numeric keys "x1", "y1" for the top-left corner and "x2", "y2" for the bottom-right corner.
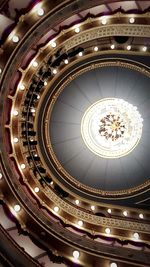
[
  {"x1": 110, "y1": 263, "x2": 118, "y2": 267},
  {"x1": 101, "y1": 16, "x2": 107, "y2": 25},
  {"x1": 105, "y1": 228, "x2": 111, "y2": 234},
  {"x1": 91, "y1": 205, "x2": 95, "y2": 211},
  {"x1": 73, "y1": 250, "x2": 80, "y2": 259},
  {"x1": 79, "y1": 52, "x2": 83, "y2": 57},
  {"x1": 19, "y1": 84, "x2": 25, "y2": 91},
  {"x1": 133, "y1": 232, "x2": 139, "y2": 240},
  {"x1": 37, "y1": 8, "x2": 44, "y2": 16},
  {"x1": 0, "y1": 68, "x2": 2, "y2": 74},
  {"x1": 32, "y1": 61, "x2": 38, "y2": 68},
  {"x1": 81, "y1": 98, "x2": 143, "y2": 158},
  {"x1": 50, "y1": 41, "x2": 56, "y2": 48},
  {"x1": 13, "y1": 110, "x2": 19, "y2": 116},
  {"x1": 75, "y1": 199, "x2": 80, "y2": 205},
  {"x1": 107, "y1": 208, "x2": 112, "y2": 214},
  {"x1": 64, "y1": 59, "x2": 69, "y2": 64},
  {"x1": 74, "y1": 27, "x2": 80, "y2": 33},
  {"x1": 127, "y1": 45, "x2": 131, "y2": 51},
  {"x1": 78, "y1": 220, "x2": 83, "y2": 227},
  {"x1": 44, "y1": 81, "x2": 47, "y2": 86},
  {"x1": 53, "y1": 69, "x2": 57, "y2": 75},
  {"x1": 34, "y1": 154, "x2": 38, "y2": 157},
  {"x1": 14, "y1": 204, "x2": 21, "y2": 212},
  {"x1": 12, "y1": 35, "x2": 19, "y2": 43},
  {"x1": 50, "y1": 181, "x2": 53, "y2": 185},
  {"x1": 13, "y1": 137, "x2": 18, "y2": 143},
  {"x1": 30, "y1": 139, "x2": 34, "y2": 142},
  {"x1": 37, "y1": 94, "x2": 40, "y2": 99},
  {"x1": 111, "y1": 44, "x2": 115, "y2": 50},
  {"x1": 142, "y1": 46, "x2": 147, "y2": 52},
  {"x1": 54, "y1": 206, "x2": 59, "y2": 212},
  {"x1": 20, "y1": 164, "x2": 26, "y2": 169},
  {"x1": 94, "y1": 46, "x2": 98, "y2": 52},
  {"x1": 123, "y1": 210, "x2": 128, "y2": 216},
  {"x1": 34, "y1": 187, "x2": 40, "y2": 193},
  {"x1": 31, "y1": 108, "x2": 35, "y2": 113},
  {"x1": 0, "y1": 172, "x2": 2, "y2": 179},
  {"x1": 129, "y1": 17, "x2": 135, "y2": 24},
  {"x1": 139, "y1": 213, "x2": 144, "y2": 219}
]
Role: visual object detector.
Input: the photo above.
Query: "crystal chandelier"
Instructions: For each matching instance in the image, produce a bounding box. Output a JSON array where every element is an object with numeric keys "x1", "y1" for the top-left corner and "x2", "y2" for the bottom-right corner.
[{"x1": 81, "y1": 98, "x2": 143, "y2": 158}]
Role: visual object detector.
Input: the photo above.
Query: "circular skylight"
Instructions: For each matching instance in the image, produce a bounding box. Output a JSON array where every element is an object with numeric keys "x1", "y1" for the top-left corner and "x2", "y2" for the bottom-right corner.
[{"x1": 81, "y1": 98, "x2": 143, "y2": 158}]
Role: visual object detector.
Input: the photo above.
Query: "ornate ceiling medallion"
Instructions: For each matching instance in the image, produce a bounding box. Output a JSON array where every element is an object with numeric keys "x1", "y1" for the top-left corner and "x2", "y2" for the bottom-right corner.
[{"x1": 81, "y1": 98, "x2": 143, "y2": 158}]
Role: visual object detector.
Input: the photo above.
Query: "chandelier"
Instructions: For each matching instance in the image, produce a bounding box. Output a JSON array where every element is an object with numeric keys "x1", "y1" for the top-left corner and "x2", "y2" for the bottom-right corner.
[{"x1": 81, "y1": 98, "x2": 143, "y2": 158}]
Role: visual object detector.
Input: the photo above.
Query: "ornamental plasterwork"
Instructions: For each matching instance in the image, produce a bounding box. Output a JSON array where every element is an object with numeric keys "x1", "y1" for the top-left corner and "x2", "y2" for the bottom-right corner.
[
  {"x1": 45, "y1": 188, "x2": 150, "y2": 233},
  {"x1": 45, "y1": 60, "x2": 150, "y2": 197},
  {"x1": 64, "y1": 24, "x2": 150, "y2": 50}
]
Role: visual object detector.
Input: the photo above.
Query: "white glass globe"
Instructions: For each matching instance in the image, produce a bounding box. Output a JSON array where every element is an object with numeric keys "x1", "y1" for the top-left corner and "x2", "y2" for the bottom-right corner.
[{"x1": 81, "y1": 98, "x2": 143, "y2": 158}]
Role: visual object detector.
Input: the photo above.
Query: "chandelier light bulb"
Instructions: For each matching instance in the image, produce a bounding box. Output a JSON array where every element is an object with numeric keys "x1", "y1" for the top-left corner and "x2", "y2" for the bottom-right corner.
[{"x1": 0, "y1": 172, "x2": 2, "y2": 179}]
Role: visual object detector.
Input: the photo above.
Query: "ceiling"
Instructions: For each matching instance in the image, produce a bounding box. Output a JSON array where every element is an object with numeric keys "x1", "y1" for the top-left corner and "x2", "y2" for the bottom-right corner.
[{"x1": 0, "y1": 1, "x2": 150, "y2": 267}]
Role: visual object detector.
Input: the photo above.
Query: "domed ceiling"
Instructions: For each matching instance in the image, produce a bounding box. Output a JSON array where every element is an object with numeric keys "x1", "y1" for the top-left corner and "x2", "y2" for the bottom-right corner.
[
  {"x1": 0, "y1": 1, "x2": 150, "y2": 267},
  {"x1": 49, "y1": 63, "x2": 150, "y2": 192}
]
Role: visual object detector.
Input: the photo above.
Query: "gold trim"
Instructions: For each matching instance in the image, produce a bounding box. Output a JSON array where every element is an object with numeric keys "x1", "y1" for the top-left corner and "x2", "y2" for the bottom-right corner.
[{"x1": 45, "y1": 60, "x2": 150, "y2": 197}]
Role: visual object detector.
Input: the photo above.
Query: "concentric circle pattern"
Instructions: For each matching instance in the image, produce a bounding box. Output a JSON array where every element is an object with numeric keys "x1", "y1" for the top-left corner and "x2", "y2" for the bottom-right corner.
[
  {"x1": 0, "y1": 1, "x2": 150, "y2": 267},
  {"x1": 81, "y1": 98, "x2": 143, "y2": 158}
]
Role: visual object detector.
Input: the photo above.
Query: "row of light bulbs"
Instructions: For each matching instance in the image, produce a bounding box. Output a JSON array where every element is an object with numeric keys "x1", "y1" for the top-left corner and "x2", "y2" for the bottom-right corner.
[
  {"x1": 73, "y1": 250, "x2": 118, "y2": 267},
  {"x1": 11, "y1": 202, "x2": 141, "y2": 241},
  {"x1": 0, "y1": 9, "x2": 147, "y2": 75},
  {"x1": 0, "y1": 42, "x2": 148, "y2": 76},
  {"x1": 1, "y1": 150, "x2": 145, "y2": 223},
  {"x1": 74, "y1": 199, "x2": 144, "y2": 219},
  {"x1": 0, "y1": 40, "x2": 148, "y2": 77}
]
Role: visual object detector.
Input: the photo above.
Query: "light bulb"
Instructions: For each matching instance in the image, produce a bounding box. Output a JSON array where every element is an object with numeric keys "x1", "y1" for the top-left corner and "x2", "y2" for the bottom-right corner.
[
  {"x1": 14, "y1": 204, "x2": 21, "y2": 212},
  {"x1": 73, "y1": 250, "x2": 80, "y2": 259},
  {"x1": 54, "y1": 206, "x2": 59, "y2": 212},
  {"x1": 20, "y1": 164, "x2": 25, "y2": 169},
  {"x1": 34, "y1": 187, "x2": 40, "y2": 193},
  {"x1": 12, "y1": 35, "x2": 19, "y2": 43}
]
